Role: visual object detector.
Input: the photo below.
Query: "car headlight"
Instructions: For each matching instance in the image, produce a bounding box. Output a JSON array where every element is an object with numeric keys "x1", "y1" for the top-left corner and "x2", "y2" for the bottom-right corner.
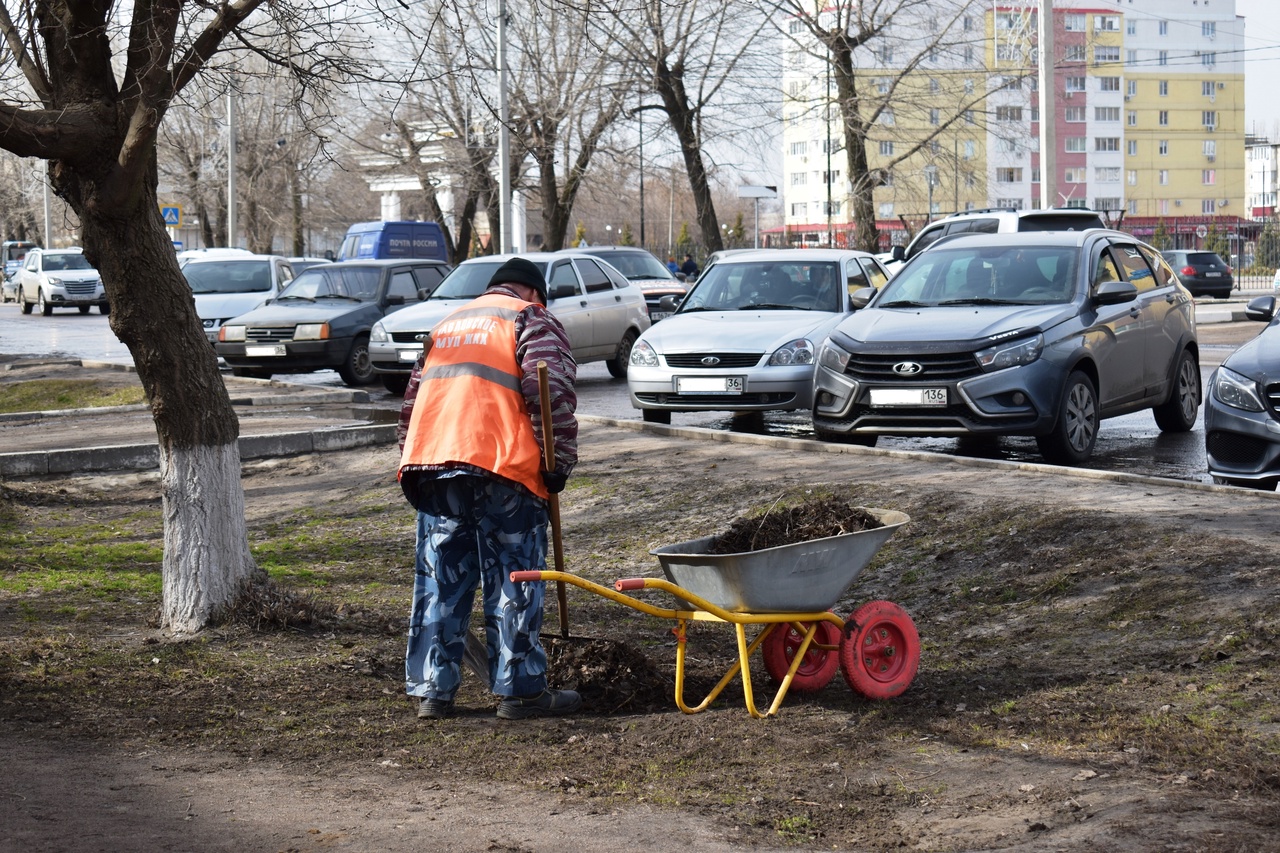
[
  {"x1": 975, "y1": 333, "x2": 1044, "y2": 372},
  {"x1": 220, "y1": 325, "x2": 246, "y2": 342},
  {"x1": 630, "y1": 339, "x2": 658, "y2": 367},
  {"x1": 293, "y1": 323, "x2": 329, "y2": 341},
  {"x1": 1212, "y1": 366, "x2": 1265, "y2": 413},
  {"x1": 370, "y1": 322, "x2": 388, "y2": 342},
  {"x1": 47, "y1": 277, "x2": 63, "y2": 286},
  {"x1": 818, "y1": 341, "x2": 851, "y2": 373},
  {"x1": 769, "y1": 338, "x2": 815, "y2": 366}
]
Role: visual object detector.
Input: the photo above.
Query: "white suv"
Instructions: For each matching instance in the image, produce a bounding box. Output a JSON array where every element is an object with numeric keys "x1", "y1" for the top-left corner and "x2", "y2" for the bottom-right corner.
[
  {"x1": 885, "y1": 208, "x2": 1107, "y2": 271},
  {"x1": 17, "y1": 247, "x2": 108, "y2": 316}
]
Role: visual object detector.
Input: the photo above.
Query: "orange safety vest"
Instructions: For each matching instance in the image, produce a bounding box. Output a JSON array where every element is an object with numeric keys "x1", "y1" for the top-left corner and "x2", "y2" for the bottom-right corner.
[{"x1": 398, "y1": 293, "x2": 549, "y2": 500}]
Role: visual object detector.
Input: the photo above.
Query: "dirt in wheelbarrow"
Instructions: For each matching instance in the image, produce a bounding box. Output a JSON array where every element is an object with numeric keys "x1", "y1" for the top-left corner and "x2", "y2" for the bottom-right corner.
[{"x1": 4, "y1": 423, "x2": 1280, "y2": 852}]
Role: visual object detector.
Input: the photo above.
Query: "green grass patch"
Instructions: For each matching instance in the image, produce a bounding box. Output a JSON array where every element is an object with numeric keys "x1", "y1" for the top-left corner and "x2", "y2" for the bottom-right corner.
[{"x1": 0, "y1": 378, "x2": 145, "y2": 413}]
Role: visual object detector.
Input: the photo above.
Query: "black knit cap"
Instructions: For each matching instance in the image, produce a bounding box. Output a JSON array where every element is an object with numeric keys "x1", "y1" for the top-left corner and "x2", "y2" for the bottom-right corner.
[{"x1": 488, "y1": 257, "x2": 547, "y2": 304}]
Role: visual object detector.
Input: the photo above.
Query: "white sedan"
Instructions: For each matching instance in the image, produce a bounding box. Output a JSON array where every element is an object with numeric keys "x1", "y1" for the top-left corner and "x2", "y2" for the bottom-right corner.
[{"x1": 627, "y1": 249, "x2": 891, "y2": 423}]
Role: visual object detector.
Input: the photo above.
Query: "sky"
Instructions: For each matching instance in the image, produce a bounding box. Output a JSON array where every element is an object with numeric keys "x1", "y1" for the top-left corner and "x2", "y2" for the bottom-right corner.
[{"x1": 1239, "y1": 0, "x2": 1280, "y2": 138}]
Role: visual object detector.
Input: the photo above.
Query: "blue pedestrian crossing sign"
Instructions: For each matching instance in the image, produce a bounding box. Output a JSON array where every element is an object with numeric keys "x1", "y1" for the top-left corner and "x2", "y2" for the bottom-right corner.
[{"x1": 160, "y1": 205, "x2": 182, "y2": 227}]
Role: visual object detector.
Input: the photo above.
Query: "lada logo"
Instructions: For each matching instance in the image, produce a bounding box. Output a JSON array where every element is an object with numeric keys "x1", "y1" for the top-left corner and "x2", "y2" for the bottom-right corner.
[
  {"x1": 701, "y1": 356, "x2": 721, "y2": 366},
  {"x1": 892, "y1": 361, "x2": 923, "y2": 376}
]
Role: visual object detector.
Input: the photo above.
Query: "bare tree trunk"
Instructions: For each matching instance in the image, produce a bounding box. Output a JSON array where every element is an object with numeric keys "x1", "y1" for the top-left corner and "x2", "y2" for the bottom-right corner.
[
  {"x1": 66, "y1": 169, "x2": 262, "y2": 634},
  {"x1": 653, "y1": 61, "x2": 722, "y2": 255}
]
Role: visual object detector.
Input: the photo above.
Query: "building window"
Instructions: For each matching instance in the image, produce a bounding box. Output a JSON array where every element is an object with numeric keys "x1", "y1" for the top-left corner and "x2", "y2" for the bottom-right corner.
[
  {"x1": 880, "y1": 108, "x2": 894, "y2": 126},
  {"x1": 1099, "y1": 77, "x2": 1120, "y2": 92},
  {"x1": 1128, "y1": 199, "x2": 1138, "y2": 215},
  {"x1": 1159, "y1": 21, "x2": 1168, "y2": 36},
  {"x1": 1201, "y1": 52, "x2": 1217, "y2": 67},
  {"x1": 1127, "y1": 80, "x2": 1137, "y2": 97},
  {"x1": 964, "y1": 140, "x2": 976, "y2": 159},
  {"x1": 1095, "y1": 137, "x2": 1120, "y2": 152},
  {"x1": 1128, "y1": 140, "x2": 1138, "y2": 155},
  {"x1": 964, "y1": 109, "x2": 975, "y2": 125},
  {"x1": 964, "y1": 171, "x2": 976, "y2": 187},
  {"x1": 1127, "y1": 19, "x2": 1137, "y2": 35},
  {"x1": 1159, "y1": 111, "x2": 1169, "y2": 126},
  {"x1": 1066, "y1": 76, "x2": 1087, "y2": 92},
  {"x1": 787, "y1": 111, "x2": 799, "y2": 127},
  {"x1": 1093, "y1": 15, "x2": 1118, "y2": 32},
  {"x1": 1063, "y1": 199, "x2": 1087, "y2": 209},
  {"x1": 1203, "y1": 110, "x2": 1217, "y2": 128},
  {"x1": 879, "y1": 140, "x2": 894, "y2": 156},
  {"x1": 996, "y1": 168, "x2": 1023, "y2": 182},
  {"x1": 995, "y1": 198, "x2": 1025, "y2": 210},
  {"x1": 1126, "y1": 49, "x2": 1138, "y2": 65},
  {"x1": 1159, "y1": 170, "x2": 1169, "y2": 185},
  {"x1": 1159, "y1": 50, "x2": 1168, "y2": 66},
  {"x1": 1202, "y1": 199, "x2": 1216, "y2": 214},
  {"x1": 881, "y1": 171, "x2": 894, "y2": 187},
  {"x1": 790, "y1": 203, "x2": 806, "y2": 217},
  {"x1": 1066, "y1": 137, "x2": 1088, "y2": 153},
  {"x1": 1127, "y1": 111, "x2": 1137, "y2": 126},
  {"x1": 1065, "y1": 107, "x2": 1086, "y2": 122},
  {"x1": 929, "y1": 108, "x2": 940, "y2": 125},
  {"x1": 1095, "y1": 197, "x2": 1121, "y2": 210},
  {"x1": 791, "y1": 172, "x2": 807, "y2": 186},
  {"x1": 1064, "y1": 14, "x2": 1085, "y2": 31},
  {"x1": 963, "y1": 45, "x2": 975, "y2": 64},
  {"x1": 1159, "y1": 80, "x2": 1168, "y2": 96},
  {"x1": 1095, "y1": 167, "x2": 1121, "y2": 183},
  {"x1": 1204, "y1": 140, "x2": 1216, "y2": 157},
  {"x1": 996, "y1": 44, "x2": 1021, "y2": 63},
  {"x1": 1095, "y1": 46, "x2": 1120, "y2": 63},
  {"x1": 790, "y1": 141, "x2": 808, "y2": 156},
  {"x1": 1065, "y1": 45, "x2": 1086, "y2": 63},
  {"x1": 1203, "y1": 81, "x2": 1215, "y2": 97},
  {"x1": 929, "y1": 78, "x2": 940, "y2": 93},
  {"x1": 1096, "y1": 107, "x2": 1120, "y2": 122},
  {"x1": 1127, "y1": 170, "x2": 1138, "y2": 185},
  {"x1": 876, "y1": 77, "x2": 889, "y2": 95},
  {"x1": 877, "y1": 46, "x2": 894, "y2": 64},
  {"x1": 929, "y1": 140, "x2": 940, "y2": 154},
  {"x1": 1203, "y1": 21, "x2": 1216, "y2": 38},
  {"x1": 1203, "y1": 170, "x2": 1216, "y2": 185},
  {"x1": 878, "y1": 202, "x2": 894, "y2": 217},
  {"x1": 1064, "y1": 168, "x2": 1086, "y2": 183},
  {"x1": 1159, "y1": 199, "x2": 1169, "y2": 215},
  {"x1": 823, "y1": 201, "x2": 842, "y2": 215},
  {"x1": 996, "y1": 106, "x2": 1023, "y2": 121},
  {"x1": 1160, "y1": 140, "x2": 1169, "y2": 155},
  {"x1": 964, "y1": 78, "x2": 975, "y2": 94}
]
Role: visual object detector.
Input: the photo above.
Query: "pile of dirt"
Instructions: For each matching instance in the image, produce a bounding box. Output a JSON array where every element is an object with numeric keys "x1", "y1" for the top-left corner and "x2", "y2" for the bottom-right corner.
[
  {"x1": 545, "y1": 636, "x2": 672, "y2": 714},
  {"x1": 706, "y1": 496, "x2": 883, "y2": 553}
]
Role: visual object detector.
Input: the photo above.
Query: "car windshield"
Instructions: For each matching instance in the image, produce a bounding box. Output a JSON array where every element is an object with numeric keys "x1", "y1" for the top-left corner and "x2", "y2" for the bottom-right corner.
[
  {"x1": 42, "y1": 253, "x2": 93, "y2": 272},
  {"x1": 182, "y1": 260, "x2": 272, "y2": 294},
  {"x1": 1184, "y1": 253, "x2": 1224, "y2": 266},
  {"x1": 676, "y1": 261, "x2": 843, "y2": 313},
  {"x1": 590, "y1": 251, "x2": 673, "y2": 281},
  {"x1": 431, "y1": 261, "x2": 523, "y2": 300},
  {"x1": 876, "y1": 246, "x2": 1078, "y2": 307},
  {"x1": 277, "y1": 266, "x2": 381, "y2": 300}
]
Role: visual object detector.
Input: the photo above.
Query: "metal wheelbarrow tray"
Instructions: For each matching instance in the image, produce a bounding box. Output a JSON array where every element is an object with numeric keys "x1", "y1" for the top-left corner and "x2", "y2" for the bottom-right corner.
[{"x1": 511, "y1": 506, "x2": 919, "y2": 718}]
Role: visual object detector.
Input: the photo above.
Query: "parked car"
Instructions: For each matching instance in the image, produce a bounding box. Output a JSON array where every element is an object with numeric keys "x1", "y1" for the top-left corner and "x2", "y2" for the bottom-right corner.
[
  {"x1": 812, "y1": 230, "x2": 1200, "y2": 465},
  {"x1": 563, "y1": 246, "x2": 687, "y2": 321},
  {"x1": 1204, "y1": 295, "x2": 1280, "y2": 490},
  {"x1": 369, "y1": 252, "x2": 651, "y2": 395},
  {"x1": 215, "y1": 258, "x2": 452, "y2": 385},
  {"x1": 178, "y1": 249, "x2": 295, "y2": 343},
  {"x1": 1161, "y1": 250, "x2": 1234, "y2": 299},
  {"x1": 884, "y1": 207, "x2": 1108, "y2": 273},
  {"x1": 2, "y1": 239, "x2": 38, "y2": 302},
  {"x1": 337, "y1": 221, "x2": 447, "y2": 262},
  {"x1": 627, "y1": 249, "x2": 892, "y2": 424},
  {"x1": 287, "y1": 256, "x2": 333, "y2": 274},
  {"x1": 17, "y1": 247, "x2": 109, "y2": 315}
]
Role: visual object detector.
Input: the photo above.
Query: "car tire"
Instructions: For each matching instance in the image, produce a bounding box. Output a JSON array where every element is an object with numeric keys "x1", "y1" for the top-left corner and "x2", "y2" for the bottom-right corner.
[
  {"x1": 1212, "y1": 476, "x2": 1278, "y2": 492},
  {"x1": 78, "y1": 305, "x2": 90, "y2": 314},
  {"x1": 1036, "y1": 370, "x2": 1098, "y2": 465},
  {"x1": 230, "y1": 366, "x2": 273, "y2": 380},
  {"x1": 38, "y1": 290, "x2": 52, "y2": 316},
  {"x1": 99, "y1": 303, "x2": 110, "y2": 315},
  {"x1": 381, "y1": 374, "x2": 410, "y2": 396},
  {"x1": 641, "y1": 409, "x2": 671, "y2": 425},
  {"x1": 1152, "y1": 349, "x2": 1200, "y2": 433},
  {"x1": 20, "y1": 288, "x2": 33, "y2": 314},
  {"x1": 607, "y1": 330, "x2": 637, "y2": 379},
  {"x1": 814, "y1": 424, "x2": 878, "y2": 447},
  {"x1": 337, "y1": 334, "x2": 378, "y2": 386}
]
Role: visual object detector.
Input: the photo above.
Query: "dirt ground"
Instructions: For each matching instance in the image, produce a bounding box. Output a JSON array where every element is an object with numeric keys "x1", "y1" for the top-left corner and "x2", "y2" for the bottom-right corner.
[{"x1": 2, "y1": 325, "x2": 1279, "y2": 852}]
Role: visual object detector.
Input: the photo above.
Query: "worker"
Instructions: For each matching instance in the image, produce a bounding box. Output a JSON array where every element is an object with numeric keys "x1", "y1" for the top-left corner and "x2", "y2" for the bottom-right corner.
[{"x1": 397, "y1": 257, "x2": 581, "y2": 721}]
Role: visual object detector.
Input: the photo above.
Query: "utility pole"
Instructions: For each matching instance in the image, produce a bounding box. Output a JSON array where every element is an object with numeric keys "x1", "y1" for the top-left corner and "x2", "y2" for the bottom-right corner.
[
  {"x1": 497, "y1": 1, "x2": 512, "y2": 253},
  {"x1": 227, "y1": 89, "x2": 237, "y2": 247},
  {"x1": 1038, "y1": 0, "x2": 1056, "y2": 210}
]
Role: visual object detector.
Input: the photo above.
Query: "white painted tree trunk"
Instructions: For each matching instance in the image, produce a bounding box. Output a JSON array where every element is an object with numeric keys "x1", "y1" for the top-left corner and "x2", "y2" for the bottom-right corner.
[{"x1": 160, "y1": 442, "x2": 261, "y2": 635}]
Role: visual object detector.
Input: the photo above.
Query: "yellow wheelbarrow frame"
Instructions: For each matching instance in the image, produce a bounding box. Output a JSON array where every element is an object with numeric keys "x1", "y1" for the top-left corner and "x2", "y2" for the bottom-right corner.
[{"x1": 511, "y1": 570, "x2": 847, "y2": 718}]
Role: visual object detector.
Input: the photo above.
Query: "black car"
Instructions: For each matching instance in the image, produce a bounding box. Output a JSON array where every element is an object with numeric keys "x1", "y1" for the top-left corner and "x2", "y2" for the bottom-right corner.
[
  {"x1": 563, "y1": 246, "x2": 688, "y2": 321},
  {"x1": 1204, "y1": 295, "x2": 1280, "y2": 490},
  {"x1": 215, "y1": 259, "x2": 451, "y2": 386},
  {"x1": 1161, "y1": 250, "x2": 1233, "y2": 299}
]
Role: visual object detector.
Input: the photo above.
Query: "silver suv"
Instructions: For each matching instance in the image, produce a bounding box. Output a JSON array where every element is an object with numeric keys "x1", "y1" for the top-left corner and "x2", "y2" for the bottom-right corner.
[
  {"x1": 887, "y1": 207, "x2": 1107, "y2": 270},
  {"x1": 813, "y1": 230, "x2": 1199, "y2": 465}
]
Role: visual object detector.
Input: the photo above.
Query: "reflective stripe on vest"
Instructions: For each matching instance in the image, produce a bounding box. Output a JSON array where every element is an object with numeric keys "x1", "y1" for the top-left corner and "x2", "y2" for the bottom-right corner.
[{"x1": 398, "y1": 293, "x2": 548, "y2": 500}]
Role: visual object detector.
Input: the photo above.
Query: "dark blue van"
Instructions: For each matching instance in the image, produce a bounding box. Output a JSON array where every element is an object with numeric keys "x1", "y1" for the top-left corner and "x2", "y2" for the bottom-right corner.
[{"x1": 337, "y1": 221, "x2": 447, "y2": 263}]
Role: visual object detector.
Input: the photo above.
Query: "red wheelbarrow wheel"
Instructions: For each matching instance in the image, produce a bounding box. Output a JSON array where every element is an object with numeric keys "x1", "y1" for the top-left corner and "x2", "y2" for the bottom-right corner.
[
  {"x1": 762, "y1": 618, "x2": 841, "y2": 692},
  {"x1": 840, "y1": 601, "x2": 920, "y2": 700}
]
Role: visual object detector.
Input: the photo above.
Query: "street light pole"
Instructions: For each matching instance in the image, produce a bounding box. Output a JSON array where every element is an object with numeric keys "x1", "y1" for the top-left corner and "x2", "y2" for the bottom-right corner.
[
  {"x1": 924, "y1": 164, "x2": 938, "y2": 224},
  {"x1": 638, "y1": 109, "x2": 645, "y2": 248}
]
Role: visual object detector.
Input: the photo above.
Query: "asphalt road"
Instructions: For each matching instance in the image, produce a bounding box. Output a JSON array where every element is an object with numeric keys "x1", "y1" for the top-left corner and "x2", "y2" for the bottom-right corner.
[{"x1": 0, "y1": 297, "x2": 1267, "y2": 485}]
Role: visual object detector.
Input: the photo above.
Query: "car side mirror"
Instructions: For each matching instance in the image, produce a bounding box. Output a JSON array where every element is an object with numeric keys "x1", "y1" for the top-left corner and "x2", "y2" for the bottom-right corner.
[
  {"x1": 658, "y1": 294, "x2": 681, "y2": 312},
  {"x1": 1245, "y1": 295, "x2": 1277, "y2": 322},
  {"x1": 891, "y1": 245, "x2": 905, "y2": 262},
  {"x1": 385, "y1": 294, "x2": 406, "y2": 306},
  {"x1": 850, "y1": 286, "x2": 877, "y2": 310},
  {"x1": 548, "y1": 283, "x2": 576, "y2": 300},
  {"x1": 1092, "y1": 279, "x2": 1138, "y2": 305}
]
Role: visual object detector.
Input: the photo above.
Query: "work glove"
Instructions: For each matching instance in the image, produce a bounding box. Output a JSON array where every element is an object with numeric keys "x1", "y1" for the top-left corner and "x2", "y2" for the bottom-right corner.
[{"x1": 542, "y1": 471, "x2": 568, "y2": 494}]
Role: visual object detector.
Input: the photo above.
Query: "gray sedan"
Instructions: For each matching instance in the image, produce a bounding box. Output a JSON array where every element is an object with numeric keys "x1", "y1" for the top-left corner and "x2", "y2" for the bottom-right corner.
[{"x1": 626, "y1": 249, "x2": 891, "y2": 424}]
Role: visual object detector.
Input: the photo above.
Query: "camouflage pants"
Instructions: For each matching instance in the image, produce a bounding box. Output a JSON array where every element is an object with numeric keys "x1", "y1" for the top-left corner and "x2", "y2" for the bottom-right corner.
[{"x1": 405, "y1": 474, "x2": 549, "y2": 701}]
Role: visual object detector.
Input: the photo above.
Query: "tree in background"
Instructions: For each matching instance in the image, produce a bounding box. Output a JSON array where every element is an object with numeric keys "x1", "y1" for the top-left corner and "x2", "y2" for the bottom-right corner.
[
  {"x1": 0, "y1": 0, "x2": 376, "y2": 633},
  {"x1": 1204, "y1": 224, "x2": 1230, "y2": 261},
  {"x1": 1151, "y1": 221, "x2": 1173, "y2": 251},
  {"x1": 619, "y1": 222, "x2": 635, "y2": 246},
  {"x1": 1255, "y1": 219, "x2": 1280, "y2": 271}
]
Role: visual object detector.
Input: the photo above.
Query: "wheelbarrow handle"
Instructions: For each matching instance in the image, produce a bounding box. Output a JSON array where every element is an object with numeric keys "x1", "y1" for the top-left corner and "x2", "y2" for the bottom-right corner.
[
  {"x1": 614, "y1": 578, "x2": 646, "y2": 591},
  {"x1": 510, "y1": 571, "x2": 546, "y2": 583}
]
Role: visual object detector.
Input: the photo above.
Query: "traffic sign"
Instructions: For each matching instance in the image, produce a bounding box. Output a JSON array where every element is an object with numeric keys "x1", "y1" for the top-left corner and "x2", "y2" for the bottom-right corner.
[
  {"x1": 160, "y1": 205, "x2": 182, "y2": 227},
  {"x1": 1195, "y1": 225, "x2": 1208, "y2": 239}
]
